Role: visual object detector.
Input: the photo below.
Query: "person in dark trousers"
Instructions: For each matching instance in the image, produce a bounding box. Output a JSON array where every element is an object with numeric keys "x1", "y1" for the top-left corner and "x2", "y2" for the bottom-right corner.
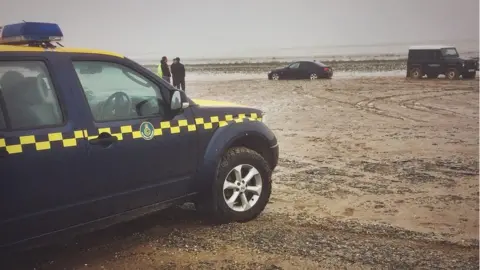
[
  {"x1": 158, "y1": 56, "x2": 171, "y2": 83},
  {"x1": 171, "y1": 57, "x2": 186, "y2": 91}
]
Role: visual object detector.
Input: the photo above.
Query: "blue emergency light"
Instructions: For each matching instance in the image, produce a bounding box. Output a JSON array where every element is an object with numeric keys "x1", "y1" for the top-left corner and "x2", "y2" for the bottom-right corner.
[{"x1": 0, "y1": 22, "x2": 63, "y2": 45}]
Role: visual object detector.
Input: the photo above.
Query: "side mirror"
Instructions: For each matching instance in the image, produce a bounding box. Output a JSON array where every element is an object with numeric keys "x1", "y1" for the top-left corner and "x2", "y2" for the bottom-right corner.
[{"x1": 170, "y1": 90, "x2": 189, "y2": 111}]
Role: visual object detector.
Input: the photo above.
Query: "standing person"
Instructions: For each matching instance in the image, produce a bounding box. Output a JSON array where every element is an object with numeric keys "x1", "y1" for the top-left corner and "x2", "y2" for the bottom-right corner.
[
  {"x1": 171, "y1": 57, "x2": 186, "y2": 91},
  {"x1": 157, "y1": 56, "x2": 171, "y2": 83}
]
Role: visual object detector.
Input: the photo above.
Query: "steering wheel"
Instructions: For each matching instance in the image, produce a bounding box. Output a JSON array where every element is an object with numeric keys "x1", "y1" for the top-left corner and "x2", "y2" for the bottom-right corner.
[
  {"x1": 100, "y1": 91, "x2": 132, "y2": 120},
  {"x1": 135, "y1": 97, "x2": 166, "y2": 117}
]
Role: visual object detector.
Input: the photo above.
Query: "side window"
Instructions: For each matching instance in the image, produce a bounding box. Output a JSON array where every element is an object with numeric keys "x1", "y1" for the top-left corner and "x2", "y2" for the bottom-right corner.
[
  {"x1": 289, "y1": 63, "x2": 300, "y2": 69},
  {"x1": 0, "y1": 61, "x2": 63, "y2": 130},
  {"x1": 418, "y1": 51, "x2": 427, "y2": 60},
  {"x1": 72, "y1": 61, "x2": 166, "y2": 122},
  {"x1": 409, "y1": 50, "x2": 420, "y2": 60},
  {"x1": 299, "y1": 62, "x2": 311, "y2": 70},
  {"x1": 425, "y1": 50, "x2": 435, "y2": 61}
]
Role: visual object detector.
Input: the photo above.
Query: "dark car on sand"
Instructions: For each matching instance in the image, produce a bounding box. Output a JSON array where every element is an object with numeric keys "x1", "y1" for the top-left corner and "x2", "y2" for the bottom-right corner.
[
  {"x1": 407, "y1": 45, "x2": 479, "y2": 80},
  {"x1": 268, "y1": 61, "x2": 333, "y2": 80}
]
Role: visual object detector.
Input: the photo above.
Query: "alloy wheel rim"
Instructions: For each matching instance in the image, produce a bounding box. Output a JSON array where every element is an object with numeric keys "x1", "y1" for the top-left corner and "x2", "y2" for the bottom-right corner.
[{"x1": 223, "y1": 164, "x2": 263, "y2": 212}]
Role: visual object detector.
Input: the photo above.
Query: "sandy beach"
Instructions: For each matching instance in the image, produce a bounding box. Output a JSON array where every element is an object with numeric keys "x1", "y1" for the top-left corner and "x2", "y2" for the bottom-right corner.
[{"x1": 4, "y1": 62, "x2": 479, "y2": 269}]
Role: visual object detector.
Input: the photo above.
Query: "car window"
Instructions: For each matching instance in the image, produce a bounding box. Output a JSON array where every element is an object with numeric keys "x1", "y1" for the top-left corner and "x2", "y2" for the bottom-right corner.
[
  {"x1": 409, "y1": 50, "x2": 434, "y2": 61},
  {"x1": 441, "y1": 48, "x2": 459, "y2": 57},
  {"x1": 289, "y1": 63, "x2": 300, "y2": 69},
  {"x1": 0, "y1": 61, "x2": 63, "y2": 130},
  {"x1": 73, "y1": 61, "x2": 166, "y2": 122},
  {"x1": 299, "y1": 62, "x2": 311, "y2": 69}
]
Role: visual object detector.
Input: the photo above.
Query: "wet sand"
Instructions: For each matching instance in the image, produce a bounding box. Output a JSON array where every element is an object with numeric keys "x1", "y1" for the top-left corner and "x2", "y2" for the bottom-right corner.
[{"x1": 4, "y1": 73, "x2": 479, "y2": 269}]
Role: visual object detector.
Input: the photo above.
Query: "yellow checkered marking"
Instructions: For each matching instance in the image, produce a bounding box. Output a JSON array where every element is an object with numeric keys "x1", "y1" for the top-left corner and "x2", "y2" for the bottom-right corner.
[
  {"x1": 0, "y1": 113, "x2": 262, "y2": 154},
  {"x1": 1, "y1": 130, "x2": 85, "y2": 154}
]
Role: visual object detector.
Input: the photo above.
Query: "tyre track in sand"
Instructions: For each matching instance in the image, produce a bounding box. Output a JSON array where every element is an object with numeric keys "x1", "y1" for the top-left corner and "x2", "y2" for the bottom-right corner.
[
  {"x1": 305, "y1": 88, "x2": 475, "y2": 122},
  {"x1": 399, "y1": 90, "x2": 478, "y2": 118}
]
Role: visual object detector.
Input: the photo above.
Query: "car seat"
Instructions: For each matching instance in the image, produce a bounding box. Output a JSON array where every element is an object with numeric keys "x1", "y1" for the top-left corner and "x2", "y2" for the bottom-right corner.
[
  {"x1": 21, "y1": 77, "x2": 61, "y2": 127},
  {"x1": 4, "y1": 77, "x2": 60, "y2": 129}
]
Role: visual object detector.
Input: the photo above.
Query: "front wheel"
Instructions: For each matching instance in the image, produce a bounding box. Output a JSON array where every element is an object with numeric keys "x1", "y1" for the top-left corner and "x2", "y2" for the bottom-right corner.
[
  {"x1": 196, "y1": 147, "x2": 272, "y2": 223},
  {"x1": 309, "y1": 73, "x2": 318, "y2": 80},
  {"x1": 446, "y1": 68, "x2": 459, "y2": 80},
  {"x1": 271, "y1": 73, "x2": 280, "y2": 80}
]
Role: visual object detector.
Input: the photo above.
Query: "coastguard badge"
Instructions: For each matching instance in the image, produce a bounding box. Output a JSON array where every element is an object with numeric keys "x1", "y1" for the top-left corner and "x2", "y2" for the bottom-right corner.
[{"x1": 139, "y1": 121, "x2": 155, "y2": 140}]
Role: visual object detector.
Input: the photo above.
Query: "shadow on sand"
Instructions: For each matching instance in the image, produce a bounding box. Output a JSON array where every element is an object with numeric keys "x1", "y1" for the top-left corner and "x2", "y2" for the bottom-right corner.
[{"x1": 1, "y1": 204, "x2": 206, "y2": 269}]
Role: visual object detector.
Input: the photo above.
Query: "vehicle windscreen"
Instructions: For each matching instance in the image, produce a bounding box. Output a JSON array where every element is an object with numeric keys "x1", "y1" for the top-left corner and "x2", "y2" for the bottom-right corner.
[{"x1": 441, "y1": 48, "x2": 459, "y2": 58}]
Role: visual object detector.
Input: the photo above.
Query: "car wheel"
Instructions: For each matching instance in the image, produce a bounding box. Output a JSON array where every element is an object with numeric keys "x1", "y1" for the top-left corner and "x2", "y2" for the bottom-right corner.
[
  {"x1": 462, "y1": 72, "x2": 476, "y2": 79},
  {"x1": 446, "y1": 68, "x2": 459, "y2": 80},
  {"x1": 410, "y1": 68, "x2": 423, "y2": 79},
  {"x1": 271, "y1": 73, "x2": 280, "y2": 80},
  {"x1": 196, "y1": 147, "x2": 272, "y2": 223},
  {"x1": 310, "y1": 73, "x2": 318, "y2": 80}
]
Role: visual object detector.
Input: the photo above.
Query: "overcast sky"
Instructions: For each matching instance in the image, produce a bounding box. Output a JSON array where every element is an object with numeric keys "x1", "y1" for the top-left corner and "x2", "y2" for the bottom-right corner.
[{"x1": 1, "y1": 0, "x2": 479, "y2": 58}]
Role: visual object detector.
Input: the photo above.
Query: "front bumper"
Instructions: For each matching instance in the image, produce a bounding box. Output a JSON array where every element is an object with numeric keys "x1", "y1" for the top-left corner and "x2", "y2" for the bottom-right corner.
[{"x1": 463, "y1": 59, "x2": 479, "y2": 72}]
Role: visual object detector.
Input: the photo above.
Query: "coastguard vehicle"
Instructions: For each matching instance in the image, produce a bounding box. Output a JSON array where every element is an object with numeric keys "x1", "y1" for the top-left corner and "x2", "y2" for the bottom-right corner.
[{"x1": 0, "y1": 22, "x2": 278, "y2": 249}]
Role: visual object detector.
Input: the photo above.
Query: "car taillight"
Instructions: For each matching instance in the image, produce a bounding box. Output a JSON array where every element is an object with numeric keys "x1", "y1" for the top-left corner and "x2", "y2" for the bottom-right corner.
[{"x1": 324, "y1": 67, "x2": 330, "y2": 72}]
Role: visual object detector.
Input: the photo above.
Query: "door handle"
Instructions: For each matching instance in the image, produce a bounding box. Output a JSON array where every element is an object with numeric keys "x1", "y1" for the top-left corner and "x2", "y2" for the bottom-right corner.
[{"x1": 89, "y1": 133, "x2": 118, "y2": 147}]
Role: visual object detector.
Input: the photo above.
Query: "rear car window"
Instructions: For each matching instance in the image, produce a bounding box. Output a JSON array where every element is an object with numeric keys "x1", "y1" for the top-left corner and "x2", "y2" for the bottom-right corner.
[{"x1": 0, "y1": 61, "x2": 63, "y2": 129}]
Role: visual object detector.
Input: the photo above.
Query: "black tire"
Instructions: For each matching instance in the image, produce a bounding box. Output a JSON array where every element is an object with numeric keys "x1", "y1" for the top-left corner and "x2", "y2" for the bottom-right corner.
[
  {"x1": 446, "y1": 68, "x2": 459, "y2": 80},
  {"x1": 410, "y1": 67, "x2": 423, "y2": 79},
  {"x1": 462, "y1": 72, "x2": 476, "y2": 79},
  {"x1": 271, "y1": 73, "x2": 280, "y2": 80},
  {"x1": 195, "y1": 147, "x2": 272, "y2": 224},
  {"x1": 426, "y1": 73, "x2": 438, "y2": 79}
]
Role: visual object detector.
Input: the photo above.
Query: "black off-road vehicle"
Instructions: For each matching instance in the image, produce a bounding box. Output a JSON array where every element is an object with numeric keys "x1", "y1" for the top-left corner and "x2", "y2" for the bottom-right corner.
[{"x1": 406, "y1": 45, "x2": 478, "y2": 80}]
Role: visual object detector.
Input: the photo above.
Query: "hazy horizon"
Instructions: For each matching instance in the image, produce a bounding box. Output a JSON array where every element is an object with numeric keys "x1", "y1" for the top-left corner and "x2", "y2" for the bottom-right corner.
[{"x1": 1, "y1": 0, "x2": 478, "y2": 59}]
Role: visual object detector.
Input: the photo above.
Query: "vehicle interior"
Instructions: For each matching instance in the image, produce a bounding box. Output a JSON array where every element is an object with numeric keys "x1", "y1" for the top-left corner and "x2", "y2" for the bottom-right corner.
[
  {"x1": 0, "y1": 68, "x2": 62, "y2": 129},
  {"x1": 75, "y1": 63, "x2": 167, "y2": 121},
  {"x1": 441, "y1": 48, "x2": 459, "y2": 58}
]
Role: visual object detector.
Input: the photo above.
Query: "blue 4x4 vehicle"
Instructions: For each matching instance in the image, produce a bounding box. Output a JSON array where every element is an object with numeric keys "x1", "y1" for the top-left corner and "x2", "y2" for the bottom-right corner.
[{"x1": 0, "y1": 22, "x2": 279, "y2": 249}]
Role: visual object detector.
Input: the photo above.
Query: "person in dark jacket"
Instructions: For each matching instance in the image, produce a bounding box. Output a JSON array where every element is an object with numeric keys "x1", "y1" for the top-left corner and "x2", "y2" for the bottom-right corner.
[
  {"x1": 159, "y1": 56, "x2": 171, "y2": 83},
  {"x1": 170, "y1": 57, "x2": 186, "y2": 91}
]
